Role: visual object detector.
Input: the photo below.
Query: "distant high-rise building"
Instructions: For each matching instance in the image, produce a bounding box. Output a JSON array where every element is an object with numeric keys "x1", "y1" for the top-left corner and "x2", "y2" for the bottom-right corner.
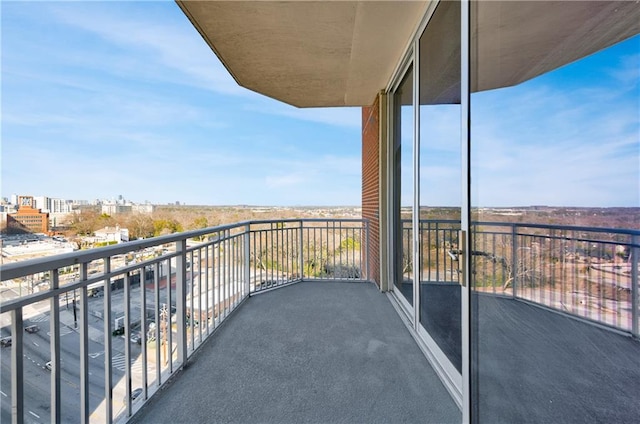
[{"x1": 33, "y1": 196, "x2": 49, "y2": 212}]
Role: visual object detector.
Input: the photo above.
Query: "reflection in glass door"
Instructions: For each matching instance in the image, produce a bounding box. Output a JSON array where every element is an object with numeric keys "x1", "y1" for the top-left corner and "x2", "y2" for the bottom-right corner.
[
  {"x1": 392, "y1": 65, "x2": 415, "y2": 309},
  {"x1": 469, "y1": 2, "x2": 640, "y2": 422}
]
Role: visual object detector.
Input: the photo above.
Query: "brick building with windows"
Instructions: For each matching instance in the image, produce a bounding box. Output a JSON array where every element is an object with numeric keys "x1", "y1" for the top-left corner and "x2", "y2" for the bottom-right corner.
[{"x1": 7, "y1": 196, "x2": 50, "y2": 234}]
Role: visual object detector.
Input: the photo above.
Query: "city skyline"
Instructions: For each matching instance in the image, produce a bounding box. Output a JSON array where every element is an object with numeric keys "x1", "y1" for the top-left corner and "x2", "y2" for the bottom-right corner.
[{"x1": 2, "y1": 2, "x2": 638, "y2": 207}]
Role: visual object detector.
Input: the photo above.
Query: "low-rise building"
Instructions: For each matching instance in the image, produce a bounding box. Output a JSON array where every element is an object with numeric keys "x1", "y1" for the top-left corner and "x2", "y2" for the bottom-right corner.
[{"x1": 7, "y1": 196, "x2": 49, "y2": 234}]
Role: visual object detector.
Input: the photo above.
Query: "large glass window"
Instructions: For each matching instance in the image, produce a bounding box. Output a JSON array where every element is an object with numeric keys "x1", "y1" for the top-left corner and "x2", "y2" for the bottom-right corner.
[
  {"x1": 470, "y1": 2, "x2": 640, "y2": 422},
  {"x1": 393, "y1": 65, "x2": 415, "y2": 307},
  {"x1": 418, "y1": 0, "x2": 462, "y2": 373}
]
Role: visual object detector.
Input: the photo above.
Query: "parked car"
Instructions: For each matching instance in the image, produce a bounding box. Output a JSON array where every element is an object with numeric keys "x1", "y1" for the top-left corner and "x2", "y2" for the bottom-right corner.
[
  {"x1": 0, "y1": 337, "x2": 11, "y2": 347},
  {"x1": 124, "y1": 387, "x2": 143, "y2": 403},
  {"x1": 44, "y1": 361, "x2": 52, "y2": 371},
  {"x1": 25, "y1": 325, "x2": 39, "y2": 333},
  {"x1": 130, "y1": 332, "x2": 142, "y2": 345}
]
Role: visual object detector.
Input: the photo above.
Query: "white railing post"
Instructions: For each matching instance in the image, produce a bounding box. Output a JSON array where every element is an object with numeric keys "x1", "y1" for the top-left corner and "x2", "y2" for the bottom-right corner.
[{"x1": 176, "y1": 239, "x2": 188, "y2": 367}]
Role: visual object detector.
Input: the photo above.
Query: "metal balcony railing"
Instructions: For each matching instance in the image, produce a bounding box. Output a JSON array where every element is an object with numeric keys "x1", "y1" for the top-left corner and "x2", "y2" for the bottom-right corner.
[
  {"x1": 0, "y1": 219, "x2": 368, "y2": 424},
  {"x1": 1, "y1": 218, "x2": 638, "y2": 423},
  {"x1": 401, "y1": 220, "x2": 640, "y2": 336}
]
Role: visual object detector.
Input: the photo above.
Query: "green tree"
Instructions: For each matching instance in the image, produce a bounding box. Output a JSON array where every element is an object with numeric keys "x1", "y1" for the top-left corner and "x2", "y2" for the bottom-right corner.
[
  {"x1": 190, "y1": 217, "x2": 209, "y2": 241},
  {"x1": 153, "y1": 219, "x2": 184, "y2": 236}
]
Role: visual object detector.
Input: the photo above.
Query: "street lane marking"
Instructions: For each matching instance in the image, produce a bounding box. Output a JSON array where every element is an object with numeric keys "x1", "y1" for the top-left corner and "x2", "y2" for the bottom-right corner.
[
  {"x1": 47, "y1": 327, "x2": 73, "y2": 337},
  {"x1": 0, "y1": 390, "x2": 7, "y2": 397},
  {"x1": 29, "y1": 410, "x2": 40, "y2": 418},
  {"x1": 33, "y1": 341, "x2": 39, "y2": 347}
]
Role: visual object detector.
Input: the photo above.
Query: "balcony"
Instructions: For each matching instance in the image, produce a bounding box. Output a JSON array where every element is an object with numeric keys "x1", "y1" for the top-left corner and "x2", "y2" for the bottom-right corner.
[{"x1": 1, "y1": 218, "x2": 639, "y2": 423}]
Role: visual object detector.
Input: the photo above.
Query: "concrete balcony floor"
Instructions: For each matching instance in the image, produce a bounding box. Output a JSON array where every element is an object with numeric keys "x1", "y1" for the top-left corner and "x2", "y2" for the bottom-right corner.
[
  {"x1": 132, "y1": 281, "x2": 460, "y2": 424},
  {"x1": 131, "y1": 280, "x2": 640, "y2": 424}
]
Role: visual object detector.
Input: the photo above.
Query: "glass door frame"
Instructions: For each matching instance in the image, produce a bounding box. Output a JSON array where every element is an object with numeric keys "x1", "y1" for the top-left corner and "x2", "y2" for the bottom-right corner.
[
  {"x1": 383, "y1": 1, "x2": 471, "y2": 420},
  {"x1": 387, "y1": 53, "x2": 416, "y2": 323}
]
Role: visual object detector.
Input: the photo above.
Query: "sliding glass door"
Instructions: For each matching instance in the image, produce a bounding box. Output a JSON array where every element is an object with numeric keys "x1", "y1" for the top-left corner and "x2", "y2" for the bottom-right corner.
[
  {"x1": 417, "y1": 0, "x2": 463, "y2": 377},
  {"x1": 389, "y1": 0, "x2": 465, "y2": 402},
  {"x1": 392, "y1": 63, "x2": 415, "y2": 313}
]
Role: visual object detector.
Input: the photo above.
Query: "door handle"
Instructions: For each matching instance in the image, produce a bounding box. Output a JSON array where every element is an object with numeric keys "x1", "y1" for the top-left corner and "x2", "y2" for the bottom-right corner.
[{"x1": 458, "y1": 230, "x2": 466, "y2": 287}]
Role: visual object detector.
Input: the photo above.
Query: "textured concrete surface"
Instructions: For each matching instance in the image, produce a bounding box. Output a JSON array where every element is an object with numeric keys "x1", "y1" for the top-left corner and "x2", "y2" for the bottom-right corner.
[
  {"x1": 132, "y1": 281, "x2": 461, "y2": 424},
  {"x1": 474, "y1": 294, "x2": 640, "y2": 423}
]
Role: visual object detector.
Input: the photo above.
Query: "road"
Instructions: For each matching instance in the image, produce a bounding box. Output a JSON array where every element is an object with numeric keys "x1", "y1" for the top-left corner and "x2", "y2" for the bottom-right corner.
[
  {"x1": 0, "y1": 285, "x2": 165, "y2": 424},
  {"x1": 0, "y1": 261, "x2": 245, "y2": 423}
]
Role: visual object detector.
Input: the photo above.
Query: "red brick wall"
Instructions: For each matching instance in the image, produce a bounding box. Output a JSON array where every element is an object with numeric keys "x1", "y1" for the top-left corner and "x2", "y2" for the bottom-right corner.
[{"x1": 362, "y1": 95, "x2": 380, "y2": 286}]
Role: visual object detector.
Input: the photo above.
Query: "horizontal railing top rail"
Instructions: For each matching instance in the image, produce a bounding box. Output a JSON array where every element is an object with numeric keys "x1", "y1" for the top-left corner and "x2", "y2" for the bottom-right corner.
[
  {"x1": 405, "y1": 219, "x2": 640, "y2": 237},
  {"x1": 472, "y1": 220, "x2": 640, "y2": 237},
  {"x1": 0, "y1": 218, "x2": 369, "y2": 313},
  {"x1": 0, "y1": 219, "x2": 366, "y2": 281}
]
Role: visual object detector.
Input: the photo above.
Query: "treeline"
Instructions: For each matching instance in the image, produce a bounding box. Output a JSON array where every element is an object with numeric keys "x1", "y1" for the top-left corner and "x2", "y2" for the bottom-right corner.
[{"x1": 62, "y1": 206, "x2": 350, "y2": 241}]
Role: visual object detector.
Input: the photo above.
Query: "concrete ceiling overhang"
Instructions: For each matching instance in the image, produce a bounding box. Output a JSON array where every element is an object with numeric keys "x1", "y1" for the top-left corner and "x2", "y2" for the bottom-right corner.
[
  {"x1": 176, "y1": 0, "x2": 429, "y2": 107},
  {"x1": 177, "y1": 1, "x2": 640, "y2": 108},
  {"x1": 472, "y1": 1, "x2": 640, "y2": 94}
]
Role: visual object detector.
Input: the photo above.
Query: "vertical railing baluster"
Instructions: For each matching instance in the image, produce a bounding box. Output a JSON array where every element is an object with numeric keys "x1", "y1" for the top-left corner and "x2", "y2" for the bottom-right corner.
[
  {"x1": 245, "y1": 225, "x2": 251, "y2": 296},
  {"x1": 11, "y1": 307, "x2": 24, "y2": 424},
  {"x1": 205, "y1": 244, "x2": 210, "y2": 334},
  {"x1": 197, "y1": 247, "x2": 202, "y2": 343},
  {"x1": 167, "y1": 254, "x2": 173, "y2": 373},
  {"x1": 154, "y1": 262, "x2": 161, "y2": 386},
  {"x1": 176, "y1": 239, "x2": 187, "y2": 370},
  {"x1": 550, "y1": 232, "x2": 556, "y2": 311},
  {"x1": 79, "y1": 262, "x2": 89, "y2": 424},
  {"x1": 124, "y1": 272, "x2": 132, "y2": 417},
  {"x1": 217, "y1": 233, "x2": 221, "y2": 320},
  {"x1": 204, "y1": 244, "x2": 215, "y2": 336},
  {"x1": 103, "y1": 258, "x2": 113, "y2": 424},
  {"x1": 511, "y1": 225, "x2": 518, "y2": 299},
  {"x1": 50, "y1": 269, "x2": 61, "y2": 424},
  {"x1": 233, "y1": 234, "x2": 237, "y2": 305},
  {"x1": 226, "y1": 230, "x2": 230, "y2": 313},
  {"x1": 320, "y1": 224, "x2": 324, "y2": 279},
  {"x1": 141, "y1": 264, "x2": 148, "y2": 400},
  {"x1": 631, "y1": 235, "x2": 639, "y2": 337},
  {"x1": 288, "y1": 224, "x2": 292, "y2": 281},
  {"x1": 189, "y1": 250, "x2": 194, "y2": 351}
]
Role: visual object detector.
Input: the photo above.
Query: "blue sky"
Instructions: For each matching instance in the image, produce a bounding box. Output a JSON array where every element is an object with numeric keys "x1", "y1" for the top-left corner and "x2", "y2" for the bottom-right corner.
[
  {"x1": 1, "y1": 1, "x2": 362, "y2": 206},
  {"x1": 470, "y1": 35, "x2": 639, "y2": 207},
  {"x1": 2, "y1": 2, "x2": 638, "y2": 208}
]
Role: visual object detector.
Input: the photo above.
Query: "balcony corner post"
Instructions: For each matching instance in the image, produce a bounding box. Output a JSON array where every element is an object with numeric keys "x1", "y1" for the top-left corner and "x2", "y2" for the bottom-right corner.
[
  {"x1": 365, "y1": 219, "x2": 371, "y2": 281},
  {"x1": 244, "y1": 224, "x2": 251, "y2": 296},
  {"x1": 176, "y1": 239, "x2": 188, "y2": 367},
  {"x1": 632, "y1": 234, "x2": 639, "y2": 338}
]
